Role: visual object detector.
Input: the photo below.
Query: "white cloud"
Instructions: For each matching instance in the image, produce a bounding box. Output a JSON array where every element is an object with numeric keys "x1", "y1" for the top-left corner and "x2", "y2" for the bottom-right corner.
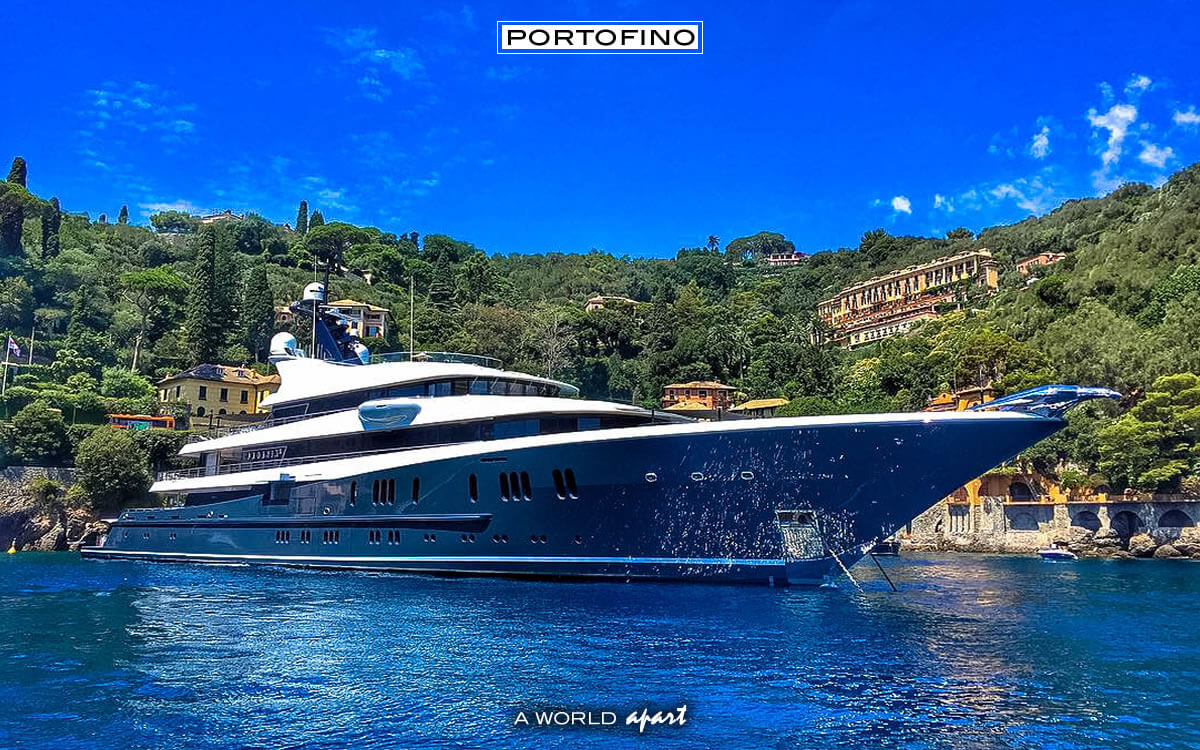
[
  {"x1": 891, "y1": 195, "x2": 911, "y2": 214},
  {"x1": 1174, "y1": 107, "x2": 1200, "y2": 127},
  {"x1": 1029, "y1": 126, "x2": 1050, "y2": 159},
  {"x1": 933, "y1": 193, "x2": 954, "y2": 212},
  {"x1": 1138, "y1": 142, "x2": 1175, "y2": 168},
  {"x1": 138, "y1": 199, "x2": 209, "y2": 217},
  {"x1": 326, "y1": 27, "x2": 427, "y2": 100},
  {"x1": 1088, "y1": 103, "x2": 1137, "y2": 166},
  {"x1": 1126, "y1": 74, "x2": 1152, "y2": 93},
  {"x1": 988, "y1": 176, "x2": 1056, "y2": 214}
]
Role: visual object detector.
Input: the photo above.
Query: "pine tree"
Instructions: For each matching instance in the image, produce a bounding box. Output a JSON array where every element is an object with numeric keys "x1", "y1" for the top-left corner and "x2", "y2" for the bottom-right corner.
[
  {"x1": 7, "y1": 157, "x2": 26, "y2": 186},
  {"x1": 308, "y1": 210, "x2": 325, "y2": 229},
  {"x1": 296, "y1": 200, "x2": 308, "y2": 235},
  {"x1": 185, "y1": 227, "x2": 226, "y2": 364},
  {"x1": 242, "y1": 253, "x2": 274, "y2": 361},
  {"x1": 118, "y1": 204, "x2": 129, "y2": 224},
  {"x1": 41, "y1": 197, "x2": 61, "y2": 259},
  {"x1": 428, "y1": 249, "x2": 455, "y2": 308}
]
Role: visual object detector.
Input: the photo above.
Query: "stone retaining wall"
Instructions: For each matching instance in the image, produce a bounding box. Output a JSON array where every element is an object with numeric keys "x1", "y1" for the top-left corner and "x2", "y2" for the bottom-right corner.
[{"x1": 904, "y1": 496, "x2": 1200, "y2": 558}]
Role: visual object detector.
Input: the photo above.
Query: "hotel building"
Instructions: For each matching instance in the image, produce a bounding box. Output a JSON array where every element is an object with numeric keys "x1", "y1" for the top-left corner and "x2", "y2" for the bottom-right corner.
[{"x1": 816, "y1": 249, "x2": 999, "y2": 347}]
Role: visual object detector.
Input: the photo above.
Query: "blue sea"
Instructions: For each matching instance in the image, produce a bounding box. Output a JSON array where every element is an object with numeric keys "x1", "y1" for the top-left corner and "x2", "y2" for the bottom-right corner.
[{"x1": 1, "y1": 553, "x2": 1198, "y2": 750}]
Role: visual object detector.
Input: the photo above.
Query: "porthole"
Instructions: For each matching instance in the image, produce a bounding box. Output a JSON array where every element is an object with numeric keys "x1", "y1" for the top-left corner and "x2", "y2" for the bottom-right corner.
[
  {"x1": 539, "y1": 535, "x2": 547, "y2": 543},
  {"x1": 690, "y1": 472, "x2": 704, "y2": 482},
  {"x1": 501, "y1": 534, "x2": 508, "y2": 543},
  {"x1": 492, "y1": 534, "x2": 501, "y2": 543},
  {"x1": 468, "y1": 534, "x2": 475, "y2": 542},
  {"x1": 740, "y1": 471, "x2": 754, "y2": 480},
  {"x1": 574, "y1": 535, "x2": 582, "y2": 544},
  {"x1": 530, "y1": 534, "x2": 538, "y2": 543},
  {"x1": 461, "y1": 534, "x2": 469, "y2": 543},
  {"x1": 645, "y1": 472, "x2": 658, "y2": 483}
]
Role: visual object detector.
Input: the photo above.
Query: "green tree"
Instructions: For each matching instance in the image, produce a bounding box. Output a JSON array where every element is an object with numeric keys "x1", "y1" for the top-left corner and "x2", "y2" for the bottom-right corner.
[
  {"x1": 100, "y1": 367, "x2": 155, "y2": 399},
  {"x1": 726, "y1": 231, "x2": 794, "y2": 263},
  {"x1": 120, "y1": 268, "x2": 187, "y2": 371},
  {"x1": 308, "y1": 210, "x2": 325, "y2": 229},
  {"x1": 1097, "y1": 372, "x2": 1200, "y2": 491},
  {"x1": 41, "y1": 197, "x2": 61, "y2": 259},
  {"x1": 296, "y1": 200, "x2": 308, "y2": 235},
  {"x1": 72, "y1": 428, "x2": 150, "y2": 512},
  {"x1": 454, "y1": 251, "x2": 501, "y2": 305},
  {"x1": 10, "y1": 401, "x2": 71, "y2": 464},
  {"x1": 7, "y1": 156, "x2": 26, "y2": 186},
  {"x1": 242, "y1": 253, "x2": 274, "y2": 361},
  {"x1": 185, "y1": 227, "x2": 226, "y2": 364},
  {"x1": 118, "y1": 204, "x2": 129, "y2": 224},
  {"x1": 150, "y1": 210, "x2": 198, "y2": 233}
]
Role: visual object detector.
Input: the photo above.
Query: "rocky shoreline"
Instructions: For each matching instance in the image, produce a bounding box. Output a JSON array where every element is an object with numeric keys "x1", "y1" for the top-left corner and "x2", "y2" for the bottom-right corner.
[{"x1": 0, "y1": 467, "x2": 106, "y2": 551}]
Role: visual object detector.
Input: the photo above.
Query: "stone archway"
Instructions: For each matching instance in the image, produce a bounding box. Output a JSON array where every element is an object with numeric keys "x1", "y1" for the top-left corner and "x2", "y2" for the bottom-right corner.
[
  {"x1": 1072, "y1": 510, "x2": 1101, "y2": 532},
  {"x1": 1009, "y1": 481, "x2": 1035, "y2": 502},
  {"x1": 1110, "y1": 510, "x2": 1142, "y2": 538},
  {"x1": 1158, "y1": 509, "x2": 1195, "y2": 528}
]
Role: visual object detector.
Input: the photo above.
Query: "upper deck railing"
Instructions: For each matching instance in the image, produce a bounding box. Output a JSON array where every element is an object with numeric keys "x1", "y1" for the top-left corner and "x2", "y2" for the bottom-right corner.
[{"x1": 368, "y1": 351, "x2": 503, "y2": 369}]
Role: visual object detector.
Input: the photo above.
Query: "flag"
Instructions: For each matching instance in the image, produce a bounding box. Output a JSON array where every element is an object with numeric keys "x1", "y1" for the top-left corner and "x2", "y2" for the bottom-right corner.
[{"x1": 6, "y1": 337, "x2": 20, "y2": 358}]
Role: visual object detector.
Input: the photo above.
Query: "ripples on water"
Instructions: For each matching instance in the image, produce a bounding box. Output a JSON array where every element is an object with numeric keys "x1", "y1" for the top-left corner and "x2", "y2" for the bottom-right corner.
[{"x1": 1, "y1": 553, "x2": 1198, "y2": 750}]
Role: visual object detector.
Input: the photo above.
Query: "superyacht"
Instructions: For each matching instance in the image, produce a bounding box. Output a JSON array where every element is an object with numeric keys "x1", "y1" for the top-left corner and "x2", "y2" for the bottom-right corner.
[{"x1": 82, "y1": 284, "x2": 1118, "y2": 584}]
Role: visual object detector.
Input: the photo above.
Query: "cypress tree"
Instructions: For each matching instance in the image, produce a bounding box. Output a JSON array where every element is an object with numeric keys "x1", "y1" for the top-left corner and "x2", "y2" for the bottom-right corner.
[
  {"x1": 41, "y1": 197, "x2": 61, "y2": 259},
  {"x1": 7, "y1": 157, "x2": 26, "y2": 186},
  {"x1": 98, "y1": 213, "x2": 107, "y2": 224},
  {"x1": 118, "y1": 204, "x2": 129, "y2": 224},
  {"x1": 296, "y1": 200, "x2": 308, "y2": 235},
  {"x1": 428, "y1": 249, "x2": 455, "y2": 308},
  {"x1": 308, "y1": 210, "x2": 325, "y2": 229},
  {"x1": 185, "y1": 227, "x2": 225, "y2": 364},
  {"x1": 0, "y1": 157, "x2": 29, "y2": 256},
  {"x1": 242, "y1": 253, "x2": 275, "y2": 362}
]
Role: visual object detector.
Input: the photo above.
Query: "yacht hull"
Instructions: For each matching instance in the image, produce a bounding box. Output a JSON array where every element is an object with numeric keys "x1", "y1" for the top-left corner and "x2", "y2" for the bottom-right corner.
[{"x1": 82, "y1": 414, "x2": 1062, "y2": 584}]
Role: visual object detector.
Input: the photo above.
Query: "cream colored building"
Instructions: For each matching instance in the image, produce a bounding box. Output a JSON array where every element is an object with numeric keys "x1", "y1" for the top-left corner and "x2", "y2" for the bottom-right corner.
[
  {"x1": 817, "y1": 249, "x2": 999, "y2": 347},
  {"x1": 158, "y1": 364, "x2": 280, "y2": 419},
  {"x1": 327, "y1": 299, "x2": 390, "y2": 339}
]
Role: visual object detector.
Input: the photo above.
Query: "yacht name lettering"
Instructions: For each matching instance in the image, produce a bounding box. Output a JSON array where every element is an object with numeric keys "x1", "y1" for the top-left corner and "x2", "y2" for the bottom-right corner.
[{"x1": 243, "y1": 446, "x2": 287, "y2": 462}]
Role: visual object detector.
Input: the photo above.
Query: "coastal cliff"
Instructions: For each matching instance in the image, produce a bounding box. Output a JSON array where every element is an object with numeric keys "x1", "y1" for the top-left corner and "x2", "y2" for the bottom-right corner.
[{"x1": 0, "y1": 467, "x2": 103, "y2": 551}]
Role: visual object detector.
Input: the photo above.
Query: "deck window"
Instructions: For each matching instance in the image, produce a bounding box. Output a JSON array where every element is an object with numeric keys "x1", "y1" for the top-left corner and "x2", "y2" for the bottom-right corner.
[
  {"x1": 469, "y1": 474, "x2": 478, "y2": 503},
  {"x1": 520, "y1": 471, "x2": 532, "y2": 500},
  {"x1": 564, "y1": 469, "x2": 578, "y2": 499},
  {"x1": 499, "y1": 472, "x2": 510, "y2": 501},
  {"x1": 552, "y1": 469, "x2": 566, "y2": 499}
]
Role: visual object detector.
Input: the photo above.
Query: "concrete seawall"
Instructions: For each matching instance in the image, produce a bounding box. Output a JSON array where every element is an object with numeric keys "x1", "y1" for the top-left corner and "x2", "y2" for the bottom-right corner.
[{"x1": 904, "y1": 495, "x2": 1200, "y2": 558}]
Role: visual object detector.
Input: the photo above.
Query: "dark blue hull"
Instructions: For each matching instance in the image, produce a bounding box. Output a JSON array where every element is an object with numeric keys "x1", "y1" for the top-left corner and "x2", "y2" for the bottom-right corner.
[{"x1": 82, "y1": 415, "x2": 1062, "y2": 584}]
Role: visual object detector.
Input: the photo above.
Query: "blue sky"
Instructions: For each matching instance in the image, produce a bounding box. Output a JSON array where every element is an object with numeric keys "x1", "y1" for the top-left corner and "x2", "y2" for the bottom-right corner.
[{"x1": 3, "y1": 1, "x2": 1198, "y2": 257}]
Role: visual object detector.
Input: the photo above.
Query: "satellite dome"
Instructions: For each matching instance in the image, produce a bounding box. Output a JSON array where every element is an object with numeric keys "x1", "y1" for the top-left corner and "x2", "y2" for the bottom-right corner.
[
  {"x1": 352, "y1": 342, "x2": 370, "y2": 365},
  {"x1": 302, "y1": 282, "x2": 326, "y2": 302},
  {"x1": 270, "y1": 332, "x2": 299, "y2": 359}
]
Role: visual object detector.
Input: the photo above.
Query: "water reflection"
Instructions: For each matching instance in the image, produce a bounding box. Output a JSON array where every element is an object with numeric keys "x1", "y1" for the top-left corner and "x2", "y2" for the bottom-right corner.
[{"x1": 1, "y1": 553, "x2": 1198, "y2": 750}]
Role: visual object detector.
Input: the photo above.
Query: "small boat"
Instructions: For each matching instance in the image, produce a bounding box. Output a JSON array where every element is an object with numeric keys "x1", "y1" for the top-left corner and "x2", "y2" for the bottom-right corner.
[
  {"x1": 1038, "y1": 543, "x2": 1077, "y2": 561},
  {"x1": 870, "y1": 539, "x2": 901, "y2": 556}
]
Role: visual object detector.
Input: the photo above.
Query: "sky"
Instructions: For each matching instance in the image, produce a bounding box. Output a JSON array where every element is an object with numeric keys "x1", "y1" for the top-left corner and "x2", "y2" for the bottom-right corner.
[{"x1": 2, "y1": 1, "x2": 1199, "y2": 257}]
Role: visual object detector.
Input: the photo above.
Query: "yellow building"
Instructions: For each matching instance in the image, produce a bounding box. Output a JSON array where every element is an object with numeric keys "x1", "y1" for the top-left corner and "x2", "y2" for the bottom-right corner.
[
  {"x1": 158, "y1": 364, "x2": 280, "y2": 420},
  {"x1": 817, "y1": 249, "x2": 999, "y2": 347},
  {"x1": 327, "y1": 299, "x2": 390, "y2": 339},
  {"x1": 730, "y1": 397, "x2": 789, "y2": 418}
]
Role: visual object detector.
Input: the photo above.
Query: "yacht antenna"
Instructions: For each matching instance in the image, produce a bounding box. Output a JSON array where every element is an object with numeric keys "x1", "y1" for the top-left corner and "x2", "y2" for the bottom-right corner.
[{"x1": 409, "y1": 275, "x2": 415, "y2": 362}]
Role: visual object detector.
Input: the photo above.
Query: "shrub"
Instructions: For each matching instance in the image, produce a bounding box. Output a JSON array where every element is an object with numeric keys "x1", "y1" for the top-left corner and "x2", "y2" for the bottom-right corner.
[
  {"x1": 9, "y1": 401, "x2": 71, "y2": 464},
  {"x1": 72, "y1": 428, "x2": 150, "y2": 512}
]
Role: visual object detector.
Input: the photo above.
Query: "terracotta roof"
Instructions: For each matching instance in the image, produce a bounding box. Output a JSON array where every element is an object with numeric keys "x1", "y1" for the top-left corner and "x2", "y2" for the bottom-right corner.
[
  {"x1": 663, "y1": 381, "x2": 736, "y2": 390},
  {"x1": 731, "y1": 398, "x2": 789, "y2": 411},
  {"x1": 328, "y1": 299, "x2": 390, "y2": 314},
  {"x1": 663, "y1": 401, "x2": 711, "y2": 411},
  {"x1": 159, "y1": 364, "x2": 279, "y2": 386}
]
